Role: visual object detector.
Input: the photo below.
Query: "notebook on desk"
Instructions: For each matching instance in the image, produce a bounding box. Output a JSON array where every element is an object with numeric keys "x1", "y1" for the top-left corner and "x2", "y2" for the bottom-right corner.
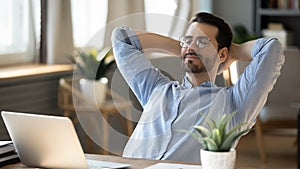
[{"x1": 1, "y1": 111, "x2": 130, "y2": 169}]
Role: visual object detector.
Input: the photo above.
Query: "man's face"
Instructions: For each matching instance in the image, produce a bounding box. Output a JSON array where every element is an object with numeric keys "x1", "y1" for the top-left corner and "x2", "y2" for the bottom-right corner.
[{"x1": 180, "y1": 22, "x2": 220, "y2": 74}]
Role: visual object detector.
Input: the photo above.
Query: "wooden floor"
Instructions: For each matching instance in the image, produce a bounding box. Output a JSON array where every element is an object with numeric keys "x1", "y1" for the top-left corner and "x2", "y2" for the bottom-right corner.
[{"x1": 236, "y1": 130, "x2": 297, "y2": 169}]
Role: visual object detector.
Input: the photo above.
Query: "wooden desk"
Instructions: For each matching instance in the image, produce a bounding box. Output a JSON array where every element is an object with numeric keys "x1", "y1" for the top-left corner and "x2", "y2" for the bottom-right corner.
[{"x1": 1, "y1": 154, "x2": 259, "y2": 169}]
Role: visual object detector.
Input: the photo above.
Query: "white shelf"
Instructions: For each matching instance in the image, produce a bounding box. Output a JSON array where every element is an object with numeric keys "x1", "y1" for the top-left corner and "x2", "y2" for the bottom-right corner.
[{"x1": 258, "y1": 9, "x2": 300, "y2": 16}]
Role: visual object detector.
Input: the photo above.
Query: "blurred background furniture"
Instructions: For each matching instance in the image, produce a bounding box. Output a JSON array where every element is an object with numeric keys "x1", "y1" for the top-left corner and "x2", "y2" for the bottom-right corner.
[
  {"x1": 298, "y1": 108, "x2": 300, "y2": 167},
  {"x1": 58, "y1": 77, "x2": 133, "y2": 155},
  {"x1": 257, "y1": 47, "x2": 299, "y2": 162},
  {"x1": 233, "y1": 47, "x2": 300, "y2": 163}
]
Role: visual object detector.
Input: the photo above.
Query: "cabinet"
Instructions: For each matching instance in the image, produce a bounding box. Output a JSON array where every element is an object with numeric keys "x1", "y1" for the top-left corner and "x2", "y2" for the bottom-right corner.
[{"x1": 255, "y1": 0, "x2": 300, "y2": 48}]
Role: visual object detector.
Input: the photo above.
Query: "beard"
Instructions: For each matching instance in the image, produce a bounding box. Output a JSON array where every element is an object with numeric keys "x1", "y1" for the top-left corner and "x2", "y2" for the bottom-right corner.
[
  {"x1": 183, "y1": 61, "x2": 206, "y2": 73},
  {"x1": 182, "y1": 52, "x2": 207, "y2": 73}
]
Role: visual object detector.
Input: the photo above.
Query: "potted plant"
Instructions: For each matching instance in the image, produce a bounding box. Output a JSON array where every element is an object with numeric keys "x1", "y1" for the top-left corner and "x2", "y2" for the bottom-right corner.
[
  {"x1": 70, "y1": 47, "x2": 115, "y2": 105},
  {"x1": 188, "y1": 111, "x2": 250, "y2": 169},
  {"x1": 232, "y1": 24, "x2": 259, "y2": 44}
]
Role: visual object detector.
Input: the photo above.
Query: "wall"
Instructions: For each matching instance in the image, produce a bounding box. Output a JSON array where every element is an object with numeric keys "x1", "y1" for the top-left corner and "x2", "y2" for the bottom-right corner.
[
  {"x1": 212, "y1": 0, "x2": 255, "y2": 33},
  {"x1": 0, "y1": 67, "x2": 73, "y2": 140},
  {"x1": 195, "y1": 0, "x2": 213, "y2": 13}
]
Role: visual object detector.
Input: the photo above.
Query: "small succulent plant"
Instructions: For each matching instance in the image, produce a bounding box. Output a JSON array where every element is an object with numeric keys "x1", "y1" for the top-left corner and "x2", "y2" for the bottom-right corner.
[{"x1": 187, "y1": 111, "x2": 250, "y2": 152}]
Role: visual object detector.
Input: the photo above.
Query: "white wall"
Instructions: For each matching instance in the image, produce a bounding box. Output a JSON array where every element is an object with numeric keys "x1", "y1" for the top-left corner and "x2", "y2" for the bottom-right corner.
[
  {"x1": 196, "y1": 0, "x2": 213, "y2": 12},
  {"x1": 212, "y1": 0, "x2": 254, "y2": 33}
]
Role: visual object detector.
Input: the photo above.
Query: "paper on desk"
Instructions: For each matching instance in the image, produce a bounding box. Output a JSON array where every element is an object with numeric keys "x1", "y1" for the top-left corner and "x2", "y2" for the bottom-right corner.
[
  {"x1": 0, "y1": 141, "x2": 13, "y2": 147},
  {"x1": 145, "y1": 163, "x2": 202, "y2": 169}
]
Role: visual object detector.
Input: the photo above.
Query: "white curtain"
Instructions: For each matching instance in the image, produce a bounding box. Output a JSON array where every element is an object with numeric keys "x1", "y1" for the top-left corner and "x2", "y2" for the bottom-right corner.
[
  {"x1": 168, "y1": 0, "x2": 209, "y2": 38},
  {"x1": 47, "y1": 0, "x2": 74, "y2": 64},
  {"x1": 44, "y1": 0, "x2": 204, "y2": 64},
  {"x1": 103, "y1": 0, "x2": 146, "y2": 47},
  {"x1": 168, "y1": 0, "x2": 191, "y2": 38},
  {"x1": 45, "y1": 0, "x2": 145, "y2": 64}
]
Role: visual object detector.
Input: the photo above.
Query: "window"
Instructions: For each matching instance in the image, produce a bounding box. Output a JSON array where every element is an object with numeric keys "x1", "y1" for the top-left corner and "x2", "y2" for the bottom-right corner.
[
  {"x1": 0, "y1": 0, "x2": 40, "y2": 66},
  {"x1": 71, "y1": 0, "x2": 108, "y2": 48},
  {"x1": 144, "y1": 0, "x2": 177, "y2": 35}
]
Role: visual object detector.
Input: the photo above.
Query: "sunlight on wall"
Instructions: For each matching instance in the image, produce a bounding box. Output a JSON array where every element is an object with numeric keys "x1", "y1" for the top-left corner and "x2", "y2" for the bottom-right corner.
[{"x1": 229, "y1": 61, "x2": 238, "y2": 85}]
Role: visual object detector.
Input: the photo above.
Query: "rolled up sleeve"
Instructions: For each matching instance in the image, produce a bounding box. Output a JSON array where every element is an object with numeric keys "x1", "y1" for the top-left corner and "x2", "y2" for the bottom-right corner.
[
  {"x1": 231, "y1": 38, "x2": 285, "y2": 124},
  {"x1": 111, "y1": 26, "x2": 170, "y2": 106}
]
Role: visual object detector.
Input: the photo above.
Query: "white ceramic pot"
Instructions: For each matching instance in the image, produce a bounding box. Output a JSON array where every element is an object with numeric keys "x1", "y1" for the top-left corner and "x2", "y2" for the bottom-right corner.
[
  {"x1": 200, "y1": 149, "x2": 236, "y2": 169},
  {"x1": 79, "y1": 77, "x2": 108, "y2": 105}
]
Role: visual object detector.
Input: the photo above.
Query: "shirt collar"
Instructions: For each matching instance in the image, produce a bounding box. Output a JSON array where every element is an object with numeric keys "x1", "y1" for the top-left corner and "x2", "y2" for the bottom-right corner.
[{"x1": 182, "y1": 76, "x2": 216, "y2": 89}]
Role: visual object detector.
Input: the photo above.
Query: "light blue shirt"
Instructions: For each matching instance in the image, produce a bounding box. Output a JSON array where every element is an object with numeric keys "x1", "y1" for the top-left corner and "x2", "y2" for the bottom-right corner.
[{"x1": 111, "y1": 26, "x2": 285, "y2": 163}]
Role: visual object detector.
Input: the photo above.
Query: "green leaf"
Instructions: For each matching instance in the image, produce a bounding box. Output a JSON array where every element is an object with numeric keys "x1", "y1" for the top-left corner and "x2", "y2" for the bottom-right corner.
[
  {"x1": 218, "y1": 111, "x2": 237, "y2": 136},
  {"x1": 216, "y1": 114, "x2": 227, "y2": 139},
  {"x1": 223, "y1": 122, "x2": 247, "y2": 141},
  {"x1": 220, "y1": 128, "x2": 251, "y2": 151},
  {"x1": 181, "y1": 110, "x2": 251, "y2": 152},
  {"x1": 211, "y1": 129, "x2": 222, "y2": 146},
  {"x1": 206, "y1": 118, "x2": 216, "y2": 131},
  {"x1": 194, "y1": 126, "x2": 211, "y2": 137},
  {"x1": 216, "y1": 114, "x2": 227, "y2": 128},
  {"x1": 176, "y1": 129, "x2": 204, "y2": 145},
  {"x1": 204, "y1": 137, "x2": 219, "y2": 151}
]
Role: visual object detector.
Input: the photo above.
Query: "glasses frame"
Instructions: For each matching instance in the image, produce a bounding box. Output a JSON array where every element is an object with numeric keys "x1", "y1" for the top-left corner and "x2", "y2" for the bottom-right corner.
[{"x1": 179, "y1": 35, "x2": 222, "y2": 49}]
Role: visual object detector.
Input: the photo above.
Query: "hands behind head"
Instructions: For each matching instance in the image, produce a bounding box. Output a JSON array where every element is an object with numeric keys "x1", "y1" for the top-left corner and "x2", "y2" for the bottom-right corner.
[{"x1": 217, "y1": 43, "x2": 240, "y2": 75}]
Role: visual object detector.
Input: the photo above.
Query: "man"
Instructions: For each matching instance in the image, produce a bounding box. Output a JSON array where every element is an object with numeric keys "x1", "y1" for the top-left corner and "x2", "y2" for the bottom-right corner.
[{"x1": 111, "y1": 12, "x2": 284, "y2": 163}]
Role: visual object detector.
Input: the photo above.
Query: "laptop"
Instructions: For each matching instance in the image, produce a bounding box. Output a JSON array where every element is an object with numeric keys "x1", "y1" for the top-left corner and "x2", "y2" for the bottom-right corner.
[{"x1": 1, "y1": 111, "x2": 130, "y2": 169}]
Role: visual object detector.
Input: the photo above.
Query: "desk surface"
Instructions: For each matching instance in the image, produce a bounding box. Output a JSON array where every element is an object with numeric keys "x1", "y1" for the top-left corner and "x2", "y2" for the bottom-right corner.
[{"x1": 1, "y1": 154, "x2": 258, "y2": 169}]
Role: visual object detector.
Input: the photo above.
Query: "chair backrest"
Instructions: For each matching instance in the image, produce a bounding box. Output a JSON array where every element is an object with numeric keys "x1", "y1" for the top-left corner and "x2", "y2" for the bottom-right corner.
[
  {"x1": 150, "y1": 55, "x2": 184, "y2": 82},
  {"x1": 266, "y1": 48, "x2": 300, "y2": 105},
  {"x1": 234, "y1": 48, "x2": 300, "y2": 122},
  {"x1": 108, "y1": 56, "x2": 185, "y2": 121},
  {"x1": 234, "y1": 48, "x2": 300, "y2": 104}
]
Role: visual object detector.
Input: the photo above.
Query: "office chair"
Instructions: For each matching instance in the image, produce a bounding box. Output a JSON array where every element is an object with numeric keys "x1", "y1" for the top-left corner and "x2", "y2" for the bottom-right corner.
[{"x1": 232, "y1": 47, "x2": 299, "y2": 163}]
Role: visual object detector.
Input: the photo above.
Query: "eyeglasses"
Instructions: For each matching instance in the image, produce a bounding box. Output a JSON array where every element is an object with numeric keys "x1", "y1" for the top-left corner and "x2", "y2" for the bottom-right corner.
[{"x1": 179, "y1": 36, "x2": 216, "y2": 49}]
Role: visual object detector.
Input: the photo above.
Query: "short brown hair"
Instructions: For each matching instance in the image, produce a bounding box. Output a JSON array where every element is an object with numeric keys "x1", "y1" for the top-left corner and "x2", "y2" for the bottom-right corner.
[{"x1": 190, "y1": 12, "x2": 233, "y2": 50}]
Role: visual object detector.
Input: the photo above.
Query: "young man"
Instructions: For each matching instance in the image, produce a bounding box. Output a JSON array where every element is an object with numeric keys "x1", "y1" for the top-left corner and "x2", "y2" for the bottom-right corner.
[{"x1": 111, "y1": 12, "x2": 284, "y2": 163}]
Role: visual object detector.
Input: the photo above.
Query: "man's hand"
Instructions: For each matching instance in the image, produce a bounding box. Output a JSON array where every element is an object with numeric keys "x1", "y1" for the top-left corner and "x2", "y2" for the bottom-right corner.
[{"x1": 136, "y1": 32, "x2": 181, "y2": 56}]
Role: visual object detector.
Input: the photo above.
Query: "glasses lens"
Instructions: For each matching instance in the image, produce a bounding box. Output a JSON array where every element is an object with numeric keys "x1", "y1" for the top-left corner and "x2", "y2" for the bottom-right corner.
[
  {"x1": 195, "y1": 36, "x2": 210, "y2": 48},
  {"x1": 179, "y1": 36, "x2": 192, "y2": 48},
  {"x1": 180, "y1": 36, "x2": 211, "y2": 48}
]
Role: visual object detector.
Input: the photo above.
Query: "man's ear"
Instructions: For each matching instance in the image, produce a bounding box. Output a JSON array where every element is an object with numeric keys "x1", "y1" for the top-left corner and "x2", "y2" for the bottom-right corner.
[{"x1": 218, "y1": 47, "x2": 229, "y2": 63}]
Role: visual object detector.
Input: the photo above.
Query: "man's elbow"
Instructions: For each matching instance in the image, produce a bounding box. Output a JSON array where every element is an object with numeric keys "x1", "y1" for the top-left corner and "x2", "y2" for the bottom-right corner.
[
  {"x1": 111, "y1": 26, "x2": 128, "y2": 45},
  {"x1": 265, "y1": 38, "x2": 285, "y2": 64}
]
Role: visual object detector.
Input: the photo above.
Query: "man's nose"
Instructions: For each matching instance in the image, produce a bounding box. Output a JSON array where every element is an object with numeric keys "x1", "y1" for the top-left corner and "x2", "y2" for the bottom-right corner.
[
  {"x1": 186, "y1": 41, "x2": 198, "y2": 51},
  {"x1": 187, "y1": 47, "x2": 194, "y2": 53}
]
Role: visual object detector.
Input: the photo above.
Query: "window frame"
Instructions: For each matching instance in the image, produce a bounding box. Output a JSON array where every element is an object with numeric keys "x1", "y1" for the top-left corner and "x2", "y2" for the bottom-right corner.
[{"x1": 0, "y1": 0, "x2": 40, "y2": 67}]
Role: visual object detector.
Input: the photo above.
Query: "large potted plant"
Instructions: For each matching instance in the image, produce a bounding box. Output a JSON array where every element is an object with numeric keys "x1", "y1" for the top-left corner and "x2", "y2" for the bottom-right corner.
[
  {"x1": 189, "y1": 111, "x2": 250, "y2": 169},
  {"x1": 70, "y1": 47, "x2": 115, "y2": 105}
]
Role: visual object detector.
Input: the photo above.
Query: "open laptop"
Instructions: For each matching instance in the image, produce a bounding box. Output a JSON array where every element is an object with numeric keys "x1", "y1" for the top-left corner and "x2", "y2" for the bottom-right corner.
[{"x1": 1, "y1": 111, "x2": 130, "y2": 169}]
